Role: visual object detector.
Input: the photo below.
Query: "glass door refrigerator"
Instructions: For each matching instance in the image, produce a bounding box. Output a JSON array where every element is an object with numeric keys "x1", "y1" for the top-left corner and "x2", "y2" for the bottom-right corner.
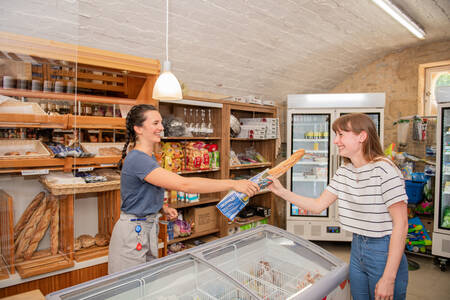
[
  {"x1": 286, "y1": 93, "x2": 385, "y2": 241},
  {"x1": 47, "y1": 225, "x2": 350, "y2": 300},
  {"x1": 433, "y1": 98, "x2": 450, "y2": 268}
]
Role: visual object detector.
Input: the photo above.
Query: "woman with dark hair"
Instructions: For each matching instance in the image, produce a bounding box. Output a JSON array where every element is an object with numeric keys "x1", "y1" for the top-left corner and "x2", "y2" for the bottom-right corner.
[
  {"x1": 108, "y1": 104, "x2": 259, "y2": 274},
  {"x1": 268, "y1": 113, "x2": 408, "y2": 300}
]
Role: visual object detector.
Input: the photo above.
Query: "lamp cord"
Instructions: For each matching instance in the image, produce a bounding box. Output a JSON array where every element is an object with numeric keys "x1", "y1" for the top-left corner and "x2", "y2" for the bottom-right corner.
[{"x1": 166, "y1": 0, "x2": 169, "y2": 62}]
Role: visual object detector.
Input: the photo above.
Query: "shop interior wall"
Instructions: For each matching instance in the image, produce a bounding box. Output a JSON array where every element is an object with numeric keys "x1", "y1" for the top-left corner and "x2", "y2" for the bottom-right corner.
[{"x1": 329, "y1": 39, "x2": 450, "y2": 147}]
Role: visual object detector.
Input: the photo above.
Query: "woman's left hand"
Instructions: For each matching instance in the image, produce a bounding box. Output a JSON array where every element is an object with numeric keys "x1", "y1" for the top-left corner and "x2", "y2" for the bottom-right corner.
[
  {"x1": 162, "y1": 206, "x2": 178, "y2": 220},
  {"x1": 375, "y1": 276, "x2": 395, "y2": 300}
]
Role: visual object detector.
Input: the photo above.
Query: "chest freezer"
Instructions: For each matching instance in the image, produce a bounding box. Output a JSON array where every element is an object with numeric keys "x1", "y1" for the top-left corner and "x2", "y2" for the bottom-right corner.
[{"x1": 47, "y1": 225, "x2": 349, "y2": 300}]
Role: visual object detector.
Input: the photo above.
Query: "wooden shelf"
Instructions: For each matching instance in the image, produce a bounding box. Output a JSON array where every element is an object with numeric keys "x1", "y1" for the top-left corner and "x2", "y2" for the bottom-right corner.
[
  {"x1": 229, "y1": 162, "x2": 272, "y2": 170},
  {"x1": 15, "y1": 251, "x2": 74, "y2": 279},
  {"x1": 0, "y1": 156, "x2": 120, "y2": 173},
  {"x1": 167, "y1": 228, "x2": 220, "y2": 245},
  {"x1": 168, "y1": 197, "x2": 220, "y2": 209},
  {"x1": 228, "y1": 215, "x2": 268, "y2": 226},
  {"x1": 0, "y1": 157, "x2": 65, "y2": 171},
  {"x1": 0, "y1": 113, "x2": 67, "y2": 128},
  {"x1": 177, "y1": 168, "x2": 220, "y2": 175},
  {"x1": 0, "y1": 113, "x2": 125, "y2": 130},
  {"x1": 231, "y1": 138, "x2": 276, "y2": 141},
  {"x1": 74, "y1": 246, "x2": 109, "y2": 262},
  {"x1": 68, "y1": 115, "x2": 125, "y2": 129},
  {"x1": 0, "y1": 88, "x2": 137, "y2": 105},
  {"x1": 162, "y1": 136, "x2": 221, "y2": 140}
]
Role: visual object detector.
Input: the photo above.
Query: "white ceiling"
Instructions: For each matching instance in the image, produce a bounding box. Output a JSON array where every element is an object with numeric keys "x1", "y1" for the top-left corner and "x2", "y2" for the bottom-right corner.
[{"x1": 2, "y1": 0, "x2": 450, "y2": 102}]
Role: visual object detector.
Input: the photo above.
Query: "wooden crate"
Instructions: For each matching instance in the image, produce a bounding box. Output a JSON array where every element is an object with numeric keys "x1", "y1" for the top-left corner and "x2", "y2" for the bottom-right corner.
[
  {"x1": 0, "y1": 190, "x2": 14, "y2": 277},
  {"x1": 74, "y1": 245, "x2": 108, "y2": 262},
  {"x1": 73, "y1": 189, "x2": 119, "y2": 262},
  {"x1": 97, "y1": 190, "x2": 121, "y2": 236},
  {"x1": 15, "y1": 250, "x2": 73, "y2": 279}
]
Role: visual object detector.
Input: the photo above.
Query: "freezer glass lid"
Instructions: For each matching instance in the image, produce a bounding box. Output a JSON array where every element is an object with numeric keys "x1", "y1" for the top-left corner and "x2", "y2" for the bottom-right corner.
[
  {"x1": 200, "y1": 230, "x2": 336, "y2": 299},
  {"x1": 55, "y1": 255, "x2": 254, "y2": 300}
]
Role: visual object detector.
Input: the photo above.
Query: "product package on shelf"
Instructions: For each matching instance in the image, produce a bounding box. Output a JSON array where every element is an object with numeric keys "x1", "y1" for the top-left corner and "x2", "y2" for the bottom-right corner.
[{"x1": 217, "y1": 149, "x2": 305, "y2": 220}]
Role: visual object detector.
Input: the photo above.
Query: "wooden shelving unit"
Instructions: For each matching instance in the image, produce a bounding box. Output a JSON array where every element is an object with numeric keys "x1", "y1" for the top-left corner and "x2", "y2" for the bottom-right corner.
[
  {"x1": 157, "y1": 98, "x2": 277, "y2": 250},
  {"x1": 0, "y1": 32, "x2": 160, "y2": 296}
]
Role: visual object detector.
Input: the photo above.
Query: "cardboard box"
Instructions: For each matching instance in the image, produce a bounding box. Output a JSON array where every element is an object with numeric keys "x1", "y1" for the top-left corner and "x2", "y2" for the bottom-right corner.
[
  {"x1": 421, "y1": 217, "x2": 434, "y2": 236},
  {"x1": 185, "y1": 205, "x2": 218, "y2": 233}
]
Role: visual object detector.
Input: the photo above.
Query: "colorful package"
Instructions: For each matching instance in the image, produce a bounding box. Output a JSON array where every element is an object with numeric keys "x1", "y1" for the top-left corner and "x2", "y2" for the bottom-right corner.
[{"x1": 217, "y1": 169, "x2": 272, "y2": 221}]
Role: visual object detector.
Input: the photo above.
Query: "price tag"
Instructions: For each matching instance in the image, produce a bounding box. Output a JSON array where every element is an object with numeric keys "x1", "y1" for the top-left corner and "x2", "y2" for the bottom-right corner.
[
  {"x1": 100, "y1": 164, "x2": 116, "y2": 167},
  {"x1": 21, "y1": 169, "x2": 49, "y2": 176},
  {"x1": 78, "y1": 167, "x2": 94, "y2": 172}
]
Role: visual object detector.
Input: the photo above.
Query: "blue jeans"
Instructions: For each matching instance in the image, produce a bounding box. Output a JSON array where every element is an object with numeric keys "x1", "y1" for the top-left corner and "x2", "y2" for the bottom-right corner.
[{"x1": 350, "y1": 233, "x2": 408, "y2": 300}]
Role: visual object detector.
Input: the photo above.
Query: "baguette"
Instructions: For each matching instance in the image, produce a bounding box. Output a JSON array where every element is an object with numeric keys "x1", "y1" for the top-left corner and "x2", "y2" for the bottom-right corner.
[
  {"x1": 14, "y1": 191, "x2": 45, "y2": 240},
  {"x1": 23, "y1": 205, "x2": 52, "y2": 259},
  {"x1": 267, "y1": 148, "x2": 305, "y2": 178},
  {"x1": 15, "y1": 197, "x2": 48, "y2": 259},
  {"x1": 49, "y1": 195, "x2": 59, "y2": 255}
]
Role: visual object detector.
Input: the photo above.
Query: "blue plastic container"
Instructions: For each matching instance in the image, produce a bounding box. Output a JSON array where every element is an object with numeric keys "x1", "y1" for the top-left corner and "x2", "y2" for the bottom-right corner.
[{"x1": 405, "y1": 180, "x2": 425, "y2": 204}]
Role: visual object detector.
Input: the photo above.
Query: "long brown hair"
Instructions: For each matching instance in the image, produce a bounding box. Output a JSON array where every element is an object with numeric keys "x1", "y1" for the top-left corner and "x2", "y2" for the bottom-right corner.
[{"x1": 332, "y1": 113, "x2": 384, "y2": 165}]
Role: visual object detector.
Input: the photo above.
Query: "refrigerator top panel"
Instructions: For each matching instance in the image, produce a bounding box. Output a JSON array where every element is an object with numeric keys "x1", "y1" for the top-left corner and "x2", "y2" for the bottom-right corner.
[
  {"x1": 47, "y1": 225, "x2": 349, "y2": 300},
  {"x1": 287, "y1": 93, "x2": 385, "y2": 109}
]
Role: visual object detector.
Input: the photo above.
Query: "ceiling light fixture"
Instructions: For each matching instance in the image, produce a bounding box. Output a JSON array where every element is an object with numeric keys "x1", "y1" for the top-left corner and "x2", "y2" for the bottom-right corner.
[
  {"x1": 152, "y1": 0, "x2": 182, "y2": 100},
  {"x1": 371, "y1": 0, "x2": 425, "y2": 39}
]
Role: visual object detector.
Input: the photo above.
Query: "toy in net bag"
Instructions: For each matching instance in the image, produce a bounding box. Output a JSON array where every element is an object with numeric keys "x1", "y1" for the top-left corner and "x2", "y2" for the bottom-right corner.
[{"x1": 217, "y1": 149, "x2": 305, "y2": 220}]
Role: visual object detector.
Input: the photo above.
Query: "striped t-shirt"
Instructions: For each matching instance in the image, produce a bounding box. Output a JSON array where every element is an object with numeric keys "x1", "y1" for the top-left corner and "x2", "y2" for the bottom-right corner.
[{"x1": 326, "y1": 159, "x2": 408, "y2": 238}]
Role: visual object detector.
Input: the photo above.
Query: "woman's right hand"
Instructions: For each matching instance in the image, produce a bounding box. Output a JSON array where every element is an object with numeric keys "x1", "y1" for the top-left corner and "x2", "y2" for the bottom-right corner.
[
  {"x1": 267, "y1": 177, "x2": 285, "y2": 196},
  {"x1": 233, "y1": 180, "x2": 260, "y2": 197}
]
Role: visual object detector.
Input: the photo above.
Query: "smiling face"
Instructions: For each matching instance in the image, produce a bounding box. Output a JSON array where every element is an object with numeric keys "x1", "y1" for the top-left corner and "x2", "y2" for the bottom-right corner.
[
  {"x1": 333, "y1": 127, "x2": 366, "y2": 159},
  {"x1": 134, "y1": 110, "x2": 164, "y2": 145}
]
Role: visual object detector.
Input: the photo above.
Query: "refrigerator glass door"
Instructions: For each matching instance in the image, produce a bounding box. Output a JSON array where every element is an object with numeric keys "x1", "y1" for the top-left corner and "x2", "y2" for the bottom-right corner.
[
  {"x1": 291, "y1": 113, "x2": 330, "y2": 217},
  {"x1": 439, "y1": 107, "x2": 450, "y2": 231},
  {"x1": 338, "y1": 112, "x2": 381, "y2": 136},
  {"x1": 200, "y1": 230, "x2": 335, "y2": 299}
]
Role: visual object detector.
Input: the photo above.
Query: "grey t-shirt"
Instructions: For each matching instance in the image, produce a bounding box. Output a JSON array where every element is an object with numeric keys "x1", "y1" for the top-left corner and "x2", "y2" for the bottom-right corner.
[{"x1": 120, "y1": 150, "x2": 164, "y2": 217}]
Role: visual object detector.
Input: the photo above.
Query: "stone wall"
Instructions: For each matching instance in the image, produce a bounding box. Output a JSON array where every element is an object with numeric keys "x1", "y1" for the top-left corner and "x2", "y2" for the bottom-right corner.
[{"x1": 329, "y1": 40, "x2": 450, "y2": 147}]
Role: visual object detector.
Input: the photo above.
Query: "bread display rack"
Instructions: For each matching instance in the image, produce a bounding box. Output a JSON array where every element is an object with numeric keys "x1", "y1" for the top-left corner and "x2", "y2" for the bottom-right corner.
[{"x1": 0, "y1": 32, "x2": 160, "y2": 297}]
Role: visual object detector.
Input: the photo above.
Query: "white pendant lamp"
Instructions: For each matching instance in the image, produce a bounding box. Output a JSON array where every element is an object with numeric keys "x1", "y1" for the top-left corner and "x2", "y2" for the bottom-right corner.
[{"x1": 153, "y1": 0, "x2": 182, "y2": 100}]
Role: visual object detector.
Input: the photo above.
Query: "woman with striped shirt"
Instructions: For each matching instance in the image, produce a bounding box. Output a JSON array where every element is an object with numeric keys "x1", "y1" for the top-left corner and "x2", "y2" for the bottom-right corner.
[{"x1": 268, "y1": 113, "x2": 408, "y2": 300}]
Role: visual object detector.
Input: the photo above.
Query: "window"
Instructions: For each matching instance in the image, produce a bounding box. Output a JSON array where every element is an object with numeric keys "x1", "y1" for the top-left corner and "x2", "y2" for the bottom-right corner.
[{"x1": 424, "y1": 65, "x2": 450, "y2": 115}]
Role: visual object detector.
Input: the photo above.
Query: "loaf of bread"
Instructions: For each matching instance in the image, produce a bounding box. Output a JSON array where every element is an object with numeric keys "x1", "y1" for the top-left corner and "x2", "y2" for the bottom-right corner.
[
  {"x1": 74, "y1": 238, "x2": 82, "y2": 251},
  {"x1": 267, "y1": 148, "x2": 305, "y2": 178},
  {"x1": 4, "y1": 151, "x2": 20, "y2": 156},
  {"x1": 98, "y1": 147, "x2": 121, "y2": 156},
  {"x1": 95, "y1": 233, "x2": 110, "y2": 247},
  {"x1": 25, "y1": 151, "x2": 39, "y2": 155},
  {"x1": 15, "y1": 197, "x2": 48, "y2": 259},
  {"x1": 49, "y1": 195, "x2": 59, "y2": 255},
  {"x1": 23, "y1": 205, "x2": 52, "y2": 259},
  {"x1": 14, "y1": 191, "x2": 45, "y2": 240},
  {"x1": 78, "y1": 234, "x2": 95, "y2": 248}
]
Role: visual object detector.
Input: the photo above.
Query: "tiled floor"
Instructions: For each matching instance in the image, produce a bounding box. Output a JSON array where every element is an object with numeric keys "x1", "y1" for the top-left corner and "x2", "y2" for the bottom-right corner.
[{"x1": 315, "y1": 241, "x2": 450, "y2": 300}]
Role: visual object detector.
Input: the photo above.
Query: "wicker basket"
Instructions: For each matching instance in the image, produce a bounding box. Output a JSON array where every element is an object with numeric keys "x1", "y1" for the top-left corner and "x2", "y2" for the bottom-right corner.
[
  {"x1": 0, "y1": 140, "x2": 52, "y2": 159},
  {"x1": 41, "y1": 179, "x2": 120, "y2": 195},
  {"x1": 80, "y1": 143, "x2": 124, "y2": 156}
]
